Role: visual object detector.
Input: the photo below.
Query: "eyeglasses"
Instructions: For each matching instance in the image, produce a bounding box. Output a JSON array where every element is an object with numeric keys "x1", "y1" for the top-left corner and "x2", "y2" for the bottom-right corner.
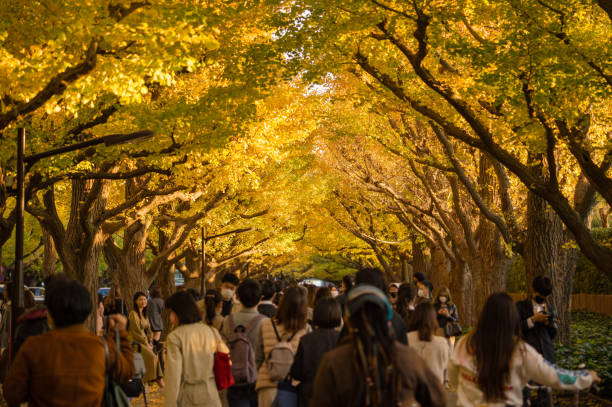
[{"x1": 389, "y1": 292, "x2": 397, "y2": 298}]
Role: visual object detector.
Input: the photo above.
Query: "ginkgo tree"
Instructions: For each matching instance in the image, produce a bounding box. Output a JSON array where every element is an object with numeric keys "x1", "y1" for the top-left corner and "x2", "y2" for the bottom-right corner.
[{"x1": 266, "y1": 0, "x2": 612, "y2": 279}]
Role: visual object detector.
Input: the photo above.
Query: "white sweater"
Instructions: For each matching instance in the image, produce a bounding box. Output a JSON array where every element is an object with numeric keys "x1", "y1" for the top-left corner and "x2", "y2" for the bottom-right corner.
[
  {"x1": 407, "y1": 331, "x2": 449, "y2": 384},
  {"x1": 450, "y1": 335, "x2": 593, "y2": 407}
]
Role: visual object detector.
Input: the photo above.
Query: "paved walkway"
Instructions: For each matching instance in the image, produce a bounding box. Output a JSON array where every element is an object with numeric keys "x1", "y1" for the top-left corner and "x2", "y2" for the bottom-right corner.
[{"x1": 132, "y1": 385, "x2": 458, "y2": 407}]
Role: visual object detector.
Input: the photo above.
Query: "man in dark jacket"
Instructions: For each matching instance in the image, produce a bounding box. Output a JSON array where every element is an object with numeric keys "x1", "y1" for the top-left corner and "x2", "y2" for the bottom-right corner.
[
  {"x1": 219, "y1": 273, "x2": 240, "y2": 316},
  {"x1": 516, "y1": 275, "x2": 558, "y2": 406},
  {"x1": 516, "y1": 276, "x2": 558, "y2": 362}
]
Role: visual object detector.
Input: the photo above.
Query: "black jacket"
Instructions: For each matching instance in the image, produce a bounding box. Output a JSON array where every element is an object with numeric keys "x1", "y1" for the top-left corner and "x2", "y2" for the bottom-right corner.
[
  {"x1": 434, "y1": 303, "x2": 459, "y2": 334},
  {"x1": 516, "y1": 298, "x2": 558, "y2": 363},
  {"x1": 290, "y1": 328, "x2": 340, "y2": 407}
]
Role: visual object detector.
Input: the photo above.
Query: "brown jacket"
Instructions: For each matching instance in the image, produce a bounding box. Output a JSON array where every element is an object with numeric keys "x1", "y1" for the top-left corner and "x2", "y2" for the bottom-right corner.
[
  {"x1": 310, "y1": 340, "x2": 446, "y2": 407},
  {"x1": 3, "y1": 324, "x2": 134, "y2": 407}
]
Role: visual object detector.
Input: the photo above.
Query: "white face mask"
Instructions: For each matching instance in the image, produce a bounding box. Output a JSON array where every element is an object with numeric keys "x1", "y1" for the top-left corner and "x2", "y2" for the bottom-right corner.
[
  {"x1": 439, "y1": 296, "x2": 448, "y2": 304},
  {"x1": 417, "y1": 289, "x2": 426, "y2": 298},
  {"x1": 331, "y1": 291, "x2": 339, "y2": 298},
  {"x1": 221, "y1": 288, "x2": 234, "y2": 301},
  {"x1": 408, "y1": 305, "x2": 415, "y2": 311}
]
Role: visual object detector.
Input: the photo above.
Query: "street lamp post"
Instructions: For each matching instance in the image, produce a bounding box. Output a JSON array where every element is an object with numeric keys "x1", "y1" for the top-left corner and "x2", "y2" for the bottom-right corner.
[
  {"x1": 9, "y1": 127, "x2": 154, "y2": 360},
  {"x1": 200, "y1": 226, "x2": 206, "y2": 296}
]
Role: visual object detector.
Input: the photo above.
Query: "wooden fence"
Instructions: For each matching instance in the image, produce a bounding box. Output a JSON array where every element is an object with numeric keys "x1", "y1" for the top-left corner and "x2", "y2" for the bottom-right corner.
[{"x1": 509, "y1": 293, "x2": 612, "y2": 315}]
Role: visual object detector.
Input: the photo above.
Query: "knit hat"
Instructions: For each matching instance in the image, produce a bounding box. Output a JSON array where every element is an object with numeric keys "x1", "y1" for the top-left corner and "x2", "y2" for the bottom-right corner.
[{"x1": 346, "y1": 284, "x2": 393, "y2": 321}]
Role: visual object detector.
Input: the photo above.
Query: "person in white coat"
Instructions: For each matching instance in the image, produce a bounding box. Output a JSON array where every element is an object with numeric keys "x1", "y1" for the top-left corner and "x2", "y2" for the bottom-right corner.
[
  {"x1": 407, "y1": 303, "x2": 449, "y2": 384},
  {"x1": 164, "y1": 291, "x2": 228, "y2": 407},
  {"x1": 450, "y1": 292, "x2": 600, "y2": 407}
]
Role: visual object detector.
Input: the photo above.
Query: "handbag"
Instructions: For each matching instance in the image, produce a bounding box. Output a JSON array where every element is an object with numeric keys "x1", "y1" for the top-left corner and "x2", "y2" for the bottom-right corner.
[
  {"x1": 271, "y1": 379, "x2": 298, "y2": 407},
  {"x1": 102, "y1": 329, "x2": 131, "y2": 407},
  {"x1": 211, "y1": 326, "x2": 234, "y2": 390},
  {"x1": 444, "y1": 320, "x2": 462, "y2": 337}
]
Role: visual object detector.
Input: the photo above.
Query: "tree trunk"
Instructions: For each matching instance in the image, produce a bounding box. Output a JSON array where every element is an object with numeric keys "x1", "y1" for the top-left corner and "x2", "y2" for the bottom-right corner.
[
  {"x1": 429, "y1": 243, "x2": 451, "y2": 290},
  {"x1": 117, "y1": 221, "x2": 153, "y2": 313},
  {"x1": 524, "y1": 192, "x2": 574, "y2": 344},
  {"x1": 450, "y1": 259, "x2": 473, "y2": 326},
  {"x1": 474, "y1": 154, "x2": 513, "y2": 315},
  {"x1": 411, "y1": 236, "x2": 427, "y2": 276},
  {"x1": 41, "y1": 227, "x2": 57, "y2": 278}
]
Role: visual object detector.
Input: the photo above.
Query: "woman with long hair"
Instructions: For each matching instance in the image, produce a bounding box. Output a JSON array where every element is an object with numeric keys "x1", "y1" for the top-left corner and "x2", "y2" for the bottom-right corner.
[
  {"x1": 164, "y1": 291, "x2": 226, "y2": 407},
  {"x1": 433, "y1": 287, "x2": 459, "y2": 338},
  {"x1": 450, "y1": 293, "x2": 600, "y2": 406},
  {"x1": 395, "y1": 283, "x2": 416, "y2": 326},
  {"x1": 256, "y1": 286, "x2": 309, "y2": 407},
  {"x1": 310, "y1": 285, "x2": 446, "y2": 407},
  {"x1": 104, "y1": 284, "x2": 128, "y2": 317},
  {"x1": 201, "y1": 289, "x2": 224, "y2": 330},
  {"x1": 407, "y1": 303, "x2": 449, "y2": 384},
  {"x1": 129, "y1": 291, "x2": 164, "y2": 387}
]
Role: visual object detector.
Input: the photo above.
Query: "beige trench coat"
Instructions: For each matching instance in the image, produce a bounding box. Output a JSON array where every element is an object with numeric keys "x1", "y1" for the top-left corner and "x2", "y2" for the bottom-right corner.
[{"x1": 164, "y1": 322, "x2": 227, "y2": 407}]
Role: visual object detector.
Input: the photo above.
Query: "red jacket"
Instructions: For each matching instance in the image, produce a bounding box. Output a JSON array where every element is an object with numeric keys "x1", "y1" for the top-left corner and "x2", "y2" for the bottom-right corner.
[{"x1": 3, "y1": 324, "x2": 134, "y2": 407}]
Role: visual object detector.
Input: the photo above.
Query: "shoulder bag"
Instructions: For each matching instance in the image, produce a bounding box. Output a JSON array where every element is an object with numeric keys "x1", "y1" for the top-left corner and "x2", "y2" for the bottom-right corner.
[
  {"x1": 211, "y1": 325, "x2": 234, "y2": 390},
  {"x1": 102, "y1": 329, "x2": 131, "y2": 407}
]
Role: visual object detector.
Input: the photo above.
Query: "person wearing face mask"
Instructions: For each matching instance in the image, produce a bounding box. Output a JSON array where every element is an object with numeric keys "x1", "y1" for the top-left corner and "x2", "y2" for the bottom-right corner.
[
  {"x1": 220, "y1": 273, "x2": 240, "y2": 317},
  {"x1": 434, "y1": 287, "x2": 459, "y2": 338},
  {"x1": 415, "y1": 280, "x2": 434, "y2": 305},
  {"x1": 516, "y1": 275, "x2": 558, "y2": 406}
]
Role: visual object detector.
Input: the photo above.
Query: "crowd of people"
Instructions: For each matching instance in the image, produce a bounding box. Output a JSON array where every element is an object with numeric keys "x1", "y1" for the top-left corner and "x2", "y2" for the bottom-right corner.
[{"x1": 0, "y1": 268, "x2": 601, "y2": 407}]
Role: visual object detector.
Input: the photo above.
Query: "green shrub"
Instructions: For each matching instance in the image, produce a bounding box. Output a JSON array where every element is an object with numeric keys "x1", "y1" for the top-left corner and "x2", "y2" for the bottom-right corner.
[{"x1": 555, "y1": 311, "x2": 612, "y2": 398}]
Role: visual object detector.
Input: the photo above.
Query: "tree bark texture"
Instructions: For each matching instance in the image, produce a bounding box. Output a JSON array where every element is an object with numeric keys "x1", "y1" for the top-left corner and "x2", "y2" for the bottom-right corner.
[
  {"x1": 524, "y1": 192, "x2": 574, "y2": 344},
  {"x1": 474, "y1": 155, "x2": 512, "y2": 314},
  {"x1": 41, "y1": 227, "x2": 57, "y2": 278}
]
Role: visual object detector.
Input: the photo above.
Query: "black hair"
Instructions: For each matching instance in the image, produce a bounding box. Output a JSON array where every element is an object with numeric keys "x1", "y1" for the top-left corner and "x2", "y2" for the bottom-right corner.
[
  {"x1": 395, "y1": 283, "x2": 415, "y2": 321},
  {"x1": 313, "y1": 298, "x2": 341, "y2": 329},
  {"x1": 342, "y1": 275, "x2": 353, "y2": 291},
  {"x1": 221, "y1": 273, "x2": 240, "y2": 287},
  {"x1": 275, "y1": 286, "x2": 307, "y2": 331},
  {"x1": 236, "y1": 278, "x2": 261, "y2": 308},
  {"x1": 532, "y1": 276, "x2": 552, "y2": 296},
  {"x1": 413, "y1": 272, "x2": 426, "y2": 283},
  {"x1": 355, "y1": 267, "x2": 387, "y2": 292},
  {"x1": 204, "y1": 289, "x2": 222, "y2": 325},
  {"x1": 408, "y1": 303, "x2": 438, "y2": 341},
  {"x1": 150, "y1": 286, "x2": 162, "y2": 299},
  {"x1": 45, "y1": 274, "x2": 92, "y2": 328},
  {"x1": 423, "y1": 280, "x2": 434, "y2": 295},
  {"x1": 314, "y1": 286, "x2": 331, "y2": 306},
  {"x1": 166, "y1": 291, "x2": 202, "y2": 325},
  {"x1": 470, "y1": 293, "x2": 521, "y2": 402},
  {"x1": 133, "y1": 291, "x2": 148, "y2": 318},
  {"x1": 260, "y1": 279, "x2": 276, "y2": 301},
  {"x1": 187, "y1": 288, "x2": 201, "y2": 301},
  {"x1": 348, "y1": 302, "x2": 398, "y2": 406}
]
